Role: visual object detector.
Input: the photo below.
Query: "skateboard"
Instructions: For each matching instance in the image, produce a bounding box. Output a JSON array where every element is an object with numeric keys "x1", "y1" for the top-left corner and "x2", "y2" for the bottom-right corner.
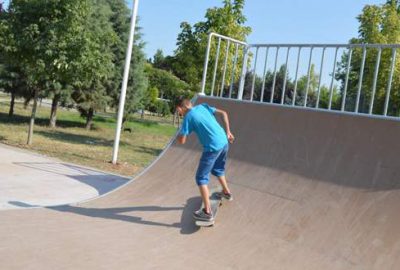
[{"x1": 194, "y1": 188, "x2": 223, "y2": 227}]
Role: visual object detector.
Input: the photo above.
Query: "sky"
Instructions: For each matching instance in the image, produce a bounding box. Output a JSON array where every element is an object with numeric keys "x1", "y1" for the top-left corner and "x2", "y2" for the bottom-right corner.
[
  {"x1": 134, "y1": 0, "x2": 384, "y2": 58},
  {"x1": 2, "y1": 0, "x2": 385, "y2": 58}
]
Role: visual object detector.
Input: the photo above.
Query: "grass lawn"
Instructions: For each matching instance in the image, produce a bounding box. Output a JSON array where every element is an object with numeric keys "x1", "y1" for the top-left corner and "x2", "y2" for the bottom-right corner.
[{"x1": 0, "y1": 94, "x2": 177, "y2": 177}]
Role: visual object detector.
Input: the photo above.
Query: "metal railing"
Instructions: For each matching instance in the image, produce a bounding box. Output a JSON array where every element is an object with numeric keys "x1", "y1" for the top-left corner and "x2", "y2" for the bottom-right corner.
[
  {"x1": 201, "y1": 33, "x2": 400, "y2": 119},
  {"x1": 200, "y1": 33, "x2": 248, "y2": 99}
]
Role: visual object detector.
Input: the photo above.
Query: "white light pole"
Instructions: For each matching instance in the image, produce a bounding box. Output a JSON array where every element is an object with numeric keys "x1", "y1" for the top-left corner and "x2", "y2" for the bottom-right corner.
[{"x1": 112, "y1": 0, "x2": 139, "y2": 164}]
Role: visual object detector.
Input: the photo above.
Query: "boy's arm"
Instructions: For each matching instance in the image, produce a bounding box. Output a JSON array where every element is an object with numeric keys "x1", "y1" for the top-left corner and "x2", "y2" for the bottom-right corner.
[
  {"x1": 215, "y1": 109, "x2": 235, "y2": 143},
  {"x1": 177, "y1": 114, "x2": 190, "y2": 144}
]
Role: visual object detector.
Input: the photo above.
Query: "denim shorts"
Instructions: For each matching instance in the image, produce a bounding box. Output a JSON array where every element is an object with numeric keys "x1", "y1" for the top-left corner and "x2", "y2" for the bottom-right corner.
[{"x1": 195, "y1": 143, "x2": 229, "y2": 186}]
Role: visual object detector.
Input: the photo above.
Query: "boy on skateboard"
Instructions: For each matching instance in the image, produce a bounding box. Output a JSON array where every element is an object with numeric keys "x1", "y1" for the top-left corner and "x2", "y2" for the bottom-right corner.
[{"x1": 176, "y1": 97, "x2": 235, "y2": 222}]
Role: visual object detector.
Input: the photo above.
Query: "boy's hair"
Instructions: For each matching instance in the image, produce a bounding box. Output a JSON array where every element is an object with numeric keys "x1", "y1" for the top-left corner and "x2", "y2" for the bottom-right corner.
[{"x1": 176, "y1": 96, "x2": 189, "y2": 107}]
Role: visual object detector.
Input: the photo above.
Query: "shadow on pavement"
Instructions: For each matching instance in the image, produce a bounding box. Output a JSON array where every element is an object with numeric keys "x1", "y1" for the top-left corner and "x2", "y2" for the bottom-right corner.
[{"x1": 8, "y1": 196, "x2": 202, "y2": 234}]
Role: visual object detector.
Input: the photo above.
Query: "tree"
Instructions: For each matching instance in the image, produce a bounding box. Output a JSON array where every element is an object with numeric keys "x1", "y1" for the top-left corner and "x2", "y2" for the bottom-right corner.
[
  {"x1": 122, "y1": 39, "x2": 148, "y2": 126},
  {"x1": 257, "y1": 65, "x2": 295, "y2": 104},
  {"x1": 71, "y1": 0, "x2": 116, "y2": 130},
  {"x1": 0, "y1": 65, "x2": 29, "y2": 117},
  {"x1": 244, "y1": 62, "x2": 338, "y2": 109},
  {"x1": 150, "y1": 49, "x2": 176, "y2": 74},
  {"x1": 7, "y1": 0, "x2": 92, "y2": 143},
  {"x1": 105, "y1": 0, "x2": 148, "y2": 127},
  {"x1": 171, "y1": 0, "x2": 252, "y2": 91},
  {"x1": 152, "y1": 49, "x2": 166, "y2": 69},
  {"x1": 296, "y1": 64, "x2": 320, "y2": 107},
  {"x1": 0, "y1": 5, "x2": 29, "y2": 117},
  {"x1": 145, "y1": 86, "x2": 159, "y2": 112},
  {"x1": 145, "y1": 63, "x2": 191, "y2": 112},
  {"x1": 337, "y1": 0, "x2": 400, "y2": 115},
  {"x1": 154, "y1": 100, "x2": 170, "y2": 117}
]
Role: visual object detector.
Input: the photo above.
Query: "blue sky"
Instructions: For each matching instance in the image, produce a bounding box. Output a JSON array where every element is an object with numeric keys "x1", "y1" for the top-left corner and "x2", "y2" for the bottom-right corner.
[
  {"x1": 134, "y1": 0, "x2": 384, "y2": 58},
  {"x1": 3, "y1": 0, "x2": 385, "y2": 58}
]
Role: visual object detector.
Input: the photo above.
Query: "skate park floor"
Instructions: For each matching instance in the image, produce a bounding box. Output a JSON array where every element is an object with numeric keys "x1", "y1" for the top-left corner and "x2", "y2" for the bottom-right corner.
[{"x1": 0, "y1": 143, "x2": 129, "y2": 210}]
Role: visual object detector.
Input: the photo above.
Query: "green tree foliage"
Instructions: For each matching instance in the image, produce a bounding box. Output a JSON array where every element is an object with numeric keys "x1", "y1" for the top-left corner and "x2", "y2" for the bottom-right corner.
[
  {"x1": 152, "y1": 49, "x2": 166, "y2": 69},
  {"x1": 7, "y1": 0, "x2": 91, "y2": 143},
  {"x1": 1, "y1": 0, "x2": 150, "y2": 144},
  {"x1": 154, "y1": 100, "x2": 170, "y2": 117},
  {"x1": 145, "y1": 86, "x2": 159, "y2": 110},
  {"x1": 246, "y1": 63, "x2": 339, "y2": 108},
  {"x1": 149, "y1": 49, "x2": 175, "y2": 73},
  {"x1": 0, "y1": 6, "x2": 34, "y2": 116},
  {"x1": 170, "y1": 0, "x2": 252, "y2": 91},
  {"x1": 105, "y1": 0, "x2": 148, "y2": 126},
  {"x1": 145, "y1": 63, "x2": 191, "y2": 111},
  {"x1": 71, "y1": 0, "x2": 117, "y2": 130},
  {"x1": 0, "y1": 8, "x2": 25, "y2": 117},
  {"x1": 0, "y1": 65, "x2": 29, "y2": 117},
  {"x1": 122, "y1": 31, "x2": 148, "y2": 125},
  {"x1": 337, "y1": 0, "x2": 400, "y2": 115}
]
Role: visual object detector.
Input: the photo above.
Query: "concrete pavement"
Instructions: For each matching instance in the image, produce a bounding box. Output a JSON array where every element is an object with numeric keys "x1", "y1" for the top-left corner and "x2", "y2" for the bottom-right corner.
[{"x1": 0, "y1": 143, "x2": 129, "y2": 210}]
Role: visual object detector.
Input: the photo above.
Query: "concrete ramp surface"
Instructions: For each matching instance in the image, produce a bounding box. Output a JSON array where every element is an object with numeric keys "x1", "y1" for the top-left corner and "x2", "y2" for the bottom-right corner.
[{"x1": 1, "y1": 96, "x2": 400, "y2": 269}]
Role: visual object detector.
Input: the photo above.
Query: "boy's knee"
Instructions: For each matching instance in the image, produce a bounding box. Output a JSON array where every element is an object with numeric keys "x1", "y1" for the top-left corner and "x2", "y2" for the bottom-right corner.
[
  {"x1": 211, "y1": 169, "x2": 225, "y2": 177},
  {"x1": 196, "y1": 177, "x2": 209, "y2": 186}
]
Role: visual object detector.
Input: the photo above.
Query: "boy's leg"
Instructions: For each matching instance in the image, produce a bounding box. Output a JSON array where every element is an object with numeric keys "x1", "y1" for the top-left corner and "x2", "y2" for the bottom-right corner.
[
  {"x1": 198, "y1": 185, "x2": 211, "y2": 214},
  {"x1": 211, "y1": 144, "x2": 232, "y2": 194},
  {"x1": 196, "y1": 150, "x2": 219, "y2": 215},
  {"x1": 217, "y1": 175, "x2": 231, "y2": 194}
]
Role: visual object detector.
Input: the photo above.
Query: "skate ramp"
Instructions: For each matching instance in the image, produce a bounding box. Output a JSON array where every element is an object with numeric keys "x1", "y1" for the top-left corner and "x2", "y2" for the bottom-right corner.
[{"x1": 1, "y1": 96, "x2": 400, "y2": 270}]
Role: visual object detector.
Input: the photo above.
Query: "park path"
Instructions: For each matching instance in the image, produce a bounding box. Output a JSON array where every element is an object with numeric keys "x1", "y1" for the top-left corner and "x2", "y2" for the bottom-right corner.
[{"x1": 0, "y1": 143, "x2": 129, "y2": 210}]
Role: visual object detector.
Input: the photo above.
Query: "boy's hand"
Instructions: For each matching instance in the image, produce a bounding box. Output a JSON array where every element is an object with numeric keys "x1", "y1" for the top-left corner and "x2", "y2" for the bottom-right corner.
[
  {"x1": 176, "y1": 106, "x2": 184, "y2": 117},
  {"x1": 177, "y1": 135, "x2": 187, "y2": 144},
  {"x1": 227, "y1": 132, "x2": 235, "y2": 144}
]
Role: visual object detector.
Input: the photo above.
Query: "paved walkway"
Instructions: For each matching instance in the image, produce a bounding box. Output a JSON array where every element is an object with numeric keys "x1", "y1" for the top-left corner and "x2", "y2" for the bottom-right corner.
[{"x1": 0, "y1": 143, "x2": 129, "y2": 210}]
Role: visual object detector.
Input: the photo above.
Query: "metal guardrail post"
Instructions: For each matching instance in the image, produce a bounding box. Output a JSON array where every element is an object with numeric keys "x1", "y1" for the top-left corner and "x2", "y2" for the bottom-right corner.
[
  {"x1": 250, "y1": 47, "x2": 259, "y2": 101},
  {"x1": 292, "y1": 47, "x2": 301, "y2": 106},
  {"x1": 341, "y1": 48, "x2": 353, "y2": 111},
  {"x1": 200, "y1": 33, "x2": 214, "y2": 96},
  {"x1": 316, "y1": 47, "x2": 326, "y2": 108},
  {"x1": 270, "y1": 47, "x2": 280, "y2": 103},
  {"x1": 238, "y1": 46, "x2": 249, "y2": 100},
  {"x1": 260, "y1": 47, "x2": 270, "y2": 102},
  {"x1": 369, "y1": 48, "x2": 382, "y2": 115},
  {"x1": 384, "y1": 48, "x2": 397, "y2": 116},
  {"x1": 210, "y1": 38, "x2": 221, "y2": 97}
]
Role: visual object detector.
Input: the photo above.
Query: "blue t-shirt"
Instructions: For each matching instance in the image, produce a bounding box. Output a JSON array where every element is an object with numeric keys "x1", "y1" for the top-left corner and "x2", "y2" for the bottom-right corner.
[{"x1": 180, "y1": 103, "x2": 228, "y2": 152}]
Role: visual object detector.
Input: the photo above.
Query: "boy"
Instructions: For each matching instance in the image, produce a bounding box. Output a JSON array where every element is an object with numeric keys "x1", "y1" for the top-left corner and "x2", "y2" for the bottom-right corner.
[{"x1": 176, "y1": 97, "x2": 235, "y2": 222}]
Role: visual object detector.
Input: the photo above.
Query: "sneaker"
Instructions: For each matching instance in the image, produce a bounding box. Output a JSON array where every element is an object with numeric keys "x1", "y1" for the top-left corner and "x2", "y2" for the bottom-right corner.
[
  {"x1": 193, "y1": 208, "x2": 214, "y2": 221},
  {"x1": 216, "y1": 191, "x2": 233, "y2": 201}
]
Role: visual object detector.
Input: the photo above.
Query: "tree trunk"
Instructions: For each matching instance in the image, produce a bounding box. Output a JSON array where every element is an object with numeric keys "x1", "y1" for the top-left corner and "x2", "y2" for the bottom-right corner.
[
  {"x1": 85, "y1": 108, "x2": 94, "y2": 130},
  {"x1": 173, "y1": 112, "x2": 178, "y2": 126},
  {"x1": 8, "y1": 92, "x2": 15, "y2": 117},
  {"x1": 27, "y1": 88, "x2": 39, "y2": 145},
  {"x1": 122, "y1": 115, "x2": 127, "y2": 130},
  {"x1": 49, "y1": 94, "x2": 60, "y2": 128},
  {"x1": 122, "y1": 116, "x2": 127, "y2": 131},
  {"x1": 141, "y1": 109, "x2": 144, "y2": 119},
  {"x1": 23, "y1": 99, "x2": 29, "y2": 109}
]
